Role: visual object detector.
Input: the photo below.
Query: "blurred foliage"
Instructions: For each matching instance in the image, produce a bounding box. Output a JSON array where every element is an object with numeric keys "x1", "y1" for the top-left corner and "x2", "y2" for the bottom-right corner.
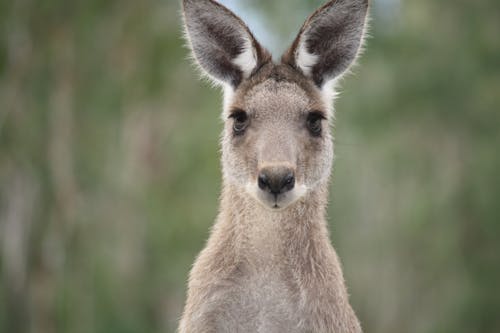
[{"x1": 0, "y1": 0, "x2": 499, "y2": 332}]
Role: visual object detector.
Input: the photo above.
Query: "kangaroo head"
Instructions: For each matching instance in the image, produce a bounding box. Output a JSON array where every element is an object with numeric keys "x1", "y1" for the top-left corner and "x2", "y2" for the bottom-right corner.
[{"x1": 183, "y1": 0, "x2": 369, "y2": 210}]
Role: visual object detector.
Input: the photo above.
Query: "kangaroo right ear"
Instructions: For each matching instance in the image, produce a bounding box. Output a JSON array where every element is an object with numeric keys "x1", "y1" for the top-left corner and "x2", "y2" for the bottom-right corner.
[
  {"x1": 182, "y1": 0, "x2": 270, "y2": 88},
  {"x1": 282, "y1": 0, "x2": 369, "y2": 88}
]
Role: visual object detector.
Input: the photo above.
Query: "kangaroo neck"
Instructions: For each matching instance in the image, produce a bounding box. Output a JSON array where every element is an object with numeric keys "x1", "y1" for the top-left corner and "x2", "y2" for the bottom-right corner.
[{"x1": 218, "y1": 181, "x2": 331, "y2": 266}]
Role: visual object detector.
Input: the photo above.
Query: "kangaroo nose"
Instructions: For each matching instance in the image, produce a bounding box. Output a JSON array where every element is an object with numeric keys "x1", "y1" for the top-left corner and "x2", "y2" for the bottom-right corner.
[{"x1": 258, "y1": 167, "x2": 295, "y2": 195}]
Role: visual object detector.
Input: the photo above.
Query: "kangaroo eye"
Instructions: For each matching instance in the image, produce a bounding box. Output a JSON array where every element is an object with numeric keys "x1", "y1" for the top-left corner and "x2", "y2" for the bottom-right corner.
[
  {"x1": 229, "y1": 109, "x2": 249, "y2": 135},
  {"x1": 306, "y1": 111, "x2": 325, "y2": 137}
]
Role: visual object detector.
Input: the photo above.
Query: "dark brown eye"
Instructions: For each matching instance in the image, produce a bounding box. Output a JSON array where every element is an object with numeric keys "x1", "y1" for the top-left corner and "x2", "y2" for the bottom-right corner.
[
  {"x1": 306, "y1": 111, "x2": 325, "y2": 137},
  {"x1": 229, "y1": 109, "x2": 249, "y2": 135}
]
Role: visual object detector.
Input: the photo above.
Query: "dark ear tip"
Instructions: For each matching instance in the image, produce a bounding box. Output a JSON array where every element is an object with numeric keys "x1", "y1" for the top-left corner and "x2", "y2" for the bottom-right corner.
[
  {"x1": 359, "y1": 0, "x2": 370, "y2": 9},
  {"x1": 325, "y1": 0, "x2": 369, "y2": 8},
  {"x1": 182, "y1": 0, "x2": 192, "y2": 12},
  {"x1": 182, "y1": 0, "x2": 212, "y2": 10}
]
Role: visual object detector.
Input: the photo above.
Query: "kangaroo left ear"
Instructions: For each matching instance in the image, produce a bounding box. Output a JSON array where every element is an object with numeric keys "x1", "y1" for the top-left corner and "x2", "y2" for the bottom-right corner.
[
  {"x1": 182, "y1": 0, "x2": 270, "y2": 89},
  {"x1": 282, "y1": 0, "x2": 369, "y2": 88}
]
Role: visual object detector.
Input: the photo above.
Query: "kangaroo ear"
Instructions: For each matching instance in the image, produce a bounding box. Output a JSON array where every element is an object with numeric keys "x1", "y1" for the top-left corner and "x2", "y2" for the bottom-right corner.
[
  {"x1": 282, "y1": 0, "x2": 369, "y2": 88},
  {"x1": 182, "y1": 0, "x2": 270, "y2": 88}
]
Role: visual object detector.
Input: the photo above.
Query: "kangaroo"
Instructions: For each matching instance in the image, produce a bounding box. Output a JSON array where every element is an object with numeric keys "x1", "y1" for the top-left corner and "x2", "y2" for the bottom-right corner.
[{"x1": 180, "y1": 0, "x2": 369, "y2": 332}]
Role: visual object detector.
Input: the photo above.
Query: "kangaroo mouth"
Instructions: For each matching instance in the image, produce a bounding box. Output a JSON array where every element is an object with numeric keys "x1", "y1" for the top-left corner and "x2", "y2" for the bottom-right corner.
[
  {"x1": 272, "y1": 194, "x2": 286, "y2": 209},
  {"x1": 245, "y1": 181, "x2": 307, "y2": 211},
  {"x1": 258, "y1": 190, "x2": 296, "y2": 211}
]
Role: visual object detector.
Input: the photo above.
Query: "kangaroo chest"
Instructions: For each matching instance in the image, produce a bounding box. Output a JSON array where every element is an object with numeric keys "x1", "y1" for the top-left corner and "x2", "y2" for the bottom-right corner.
[{"x1": 213, "y1": 265, "x2": 307, "y2": 333}]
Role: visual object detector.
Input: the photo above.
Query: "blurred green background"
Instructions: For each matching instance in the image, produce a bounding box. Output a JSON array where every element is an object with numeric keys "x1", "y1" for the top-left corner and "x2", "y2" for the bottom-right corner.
[{"x1": 1, "y1": 0, "x2": 499, "y2": 332}]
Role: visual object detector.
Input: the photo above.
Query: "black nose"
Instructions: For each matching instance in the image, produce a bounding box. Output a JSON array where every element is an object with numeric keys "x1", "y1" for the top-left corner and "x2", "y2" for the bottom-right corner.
[{"x1": 258, "y1": 168, "x2": 295, "y2": 195}]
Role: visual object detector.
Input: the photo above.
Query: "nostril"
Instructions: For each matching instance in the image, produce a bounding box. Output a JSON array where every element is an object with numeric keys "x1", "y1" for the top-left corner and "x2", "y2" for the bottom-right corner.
[
  {"x1": 258, "y1": 173, "x2": 269, "y2": 191},
  {"x1": 282, "y1": 172, "x2": 295, "y2": 192},
  {"x1": 258, "y1": 169, "x2": 295, "y2": 195}
]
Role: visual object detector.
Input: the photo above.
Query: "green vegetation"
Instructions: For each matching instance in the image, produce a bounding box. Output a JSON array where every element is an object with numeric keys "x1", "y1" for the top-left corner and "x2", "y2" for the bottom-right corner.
[{"x1": 0, "y1": 0, "x2": 499, "y2": 332}]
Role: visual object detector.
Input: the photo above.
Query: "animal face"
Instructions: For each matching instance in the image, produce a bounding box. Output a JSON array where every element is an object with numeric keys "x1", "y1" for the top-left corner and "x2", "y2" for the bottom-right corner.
[
  {"x1": 221, "y1": 65, "x2": 334, "y2": 210},
  {"x1": 182, "y1": 0, "x2": 369, "y2": 210}
]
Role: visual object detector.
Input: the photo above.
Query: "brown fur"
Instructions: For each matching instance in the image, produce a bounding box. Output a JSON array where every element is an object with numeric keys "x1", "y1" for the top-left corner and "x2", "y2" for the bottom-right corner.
[
  {"x1": 179, "y1": 183, "x2": 361, "y2": 333},
  {"x1": 180, "y1": 1, "x2": 369, "y2": 332}
]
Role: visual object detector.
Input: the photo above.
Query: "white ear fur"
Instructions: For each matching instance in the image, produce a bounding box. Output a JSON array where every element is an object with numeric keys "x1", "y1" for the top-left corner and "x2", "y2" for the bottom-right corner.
[
  {"x1": 232, "y1": 38, "x2": 258, "y2": 80},
  {"x1": 295, "y1": 37, "x2": 319, "y2": 77}
]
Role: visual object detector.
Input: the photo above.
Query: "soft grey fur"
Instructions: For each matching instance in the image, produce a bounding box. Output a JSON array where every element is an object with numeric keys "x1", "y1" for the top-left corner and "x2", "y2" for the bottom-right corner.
[
  {"x1": 180, "y1": 1, "x2": 369, "y2": 332},
  {"x1": 182, "y1": 0, "x2": 269, "y2": 88},
  {"x1": 282, "y1": 0, "x2": 369, "y2": 87}
]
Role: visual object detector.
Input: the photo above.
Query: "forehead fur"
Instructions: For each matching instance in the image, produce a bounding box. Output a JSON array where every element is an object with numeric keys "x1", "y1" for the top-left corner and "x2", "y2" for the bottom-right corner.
[
  {"x1": 244, "y1": 81, "x2": 310, "y2": 120},
  {"x1": 229, "y1": 63, "x2": 326, "y2": 115}
]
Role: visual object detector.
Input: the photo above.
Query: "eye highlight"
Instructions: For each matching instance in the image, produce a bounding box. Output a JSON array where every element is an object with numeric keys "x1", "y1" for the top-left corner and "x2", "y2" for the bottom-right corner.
[
  {"x1": 229, "y1": 109, "x2": 249, "y2": 135},
  {"x1": 306, "y1": 111, "x2": 326, "y2": 137}
]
